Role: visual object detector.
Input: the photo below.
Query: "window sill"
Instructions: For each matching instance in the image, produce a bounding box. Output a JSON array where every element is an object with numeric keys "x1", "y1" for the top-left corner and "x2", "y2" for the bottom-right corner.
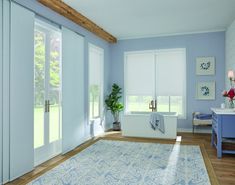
[
  {"x1": 125, "y1": 112, "x2": 186, "y2": 119},
  {"x1": 89, "y1": 117, "x2": 101, "y2": 124}
]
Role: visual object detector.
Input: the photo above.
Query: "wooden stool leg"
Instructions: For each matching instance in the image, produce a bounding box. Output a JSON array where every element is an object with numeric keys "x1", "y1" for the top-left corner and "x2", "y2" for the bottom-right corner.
[{"x1": 192, "y1": 112, "x2": 195, "y2": 134}]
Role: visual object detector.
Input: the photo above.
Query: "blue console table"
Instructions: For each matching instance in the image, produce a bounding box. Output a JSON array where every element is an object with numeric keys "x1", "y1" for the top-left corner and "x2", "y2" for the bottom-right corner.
[{"x1": 211, "y1": 108, "x2": 235, "y2": 158}]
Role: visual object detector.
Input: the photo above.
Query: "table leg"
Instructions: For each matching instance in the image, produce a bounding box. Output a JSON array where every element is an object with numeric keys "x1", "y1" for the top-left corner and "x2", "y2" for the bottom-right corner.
[
  {"x1": 211, "y1": 128, "x2": 214, "y2": 147},
  {"x1": 217, "y1": 131, "x2": 222, "y2": 158}
]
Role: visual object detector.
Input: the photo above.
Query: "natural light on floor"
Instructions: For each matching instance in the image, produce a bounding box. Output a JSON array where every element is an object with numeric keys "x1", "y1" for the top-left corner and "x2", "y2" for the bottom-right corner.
[
  {"x1": 162, "y1": 143, "x2": 181, "y2": 184},
  {"x1": 176, "y1": 136, "x2": 182, "y2": 142}
]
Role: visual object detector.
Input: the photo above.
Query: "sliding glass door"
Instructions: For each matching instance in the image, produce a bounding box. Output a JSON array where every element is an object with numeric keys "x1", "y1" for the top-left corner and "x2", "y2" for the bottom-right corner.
[{"x1": 34, "y1": 20, "x2": 62, "y2": 165}]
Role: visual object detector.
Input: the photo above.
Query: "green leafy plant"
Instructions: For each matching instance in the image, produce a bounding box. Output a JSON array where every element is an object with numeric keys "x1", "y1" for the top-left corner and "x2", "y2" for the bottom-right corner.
[{"x1": 105, "y1": 83, "x2": 124, "y2": 123}]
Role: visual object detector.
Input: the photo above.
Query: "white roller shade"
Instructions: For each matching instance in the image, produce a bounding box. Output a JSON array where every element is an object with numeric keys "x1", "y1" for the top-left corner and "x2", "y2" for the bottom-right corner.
[
  {"x1": 125, "y1": 51, "x2": 155, "y2": 96},
  {"x1": 89, "y1": 45, "x2": 103, "y2": 86},
  {"x1": 156, "y1": 49, "x2": 186, "y2": 96}
]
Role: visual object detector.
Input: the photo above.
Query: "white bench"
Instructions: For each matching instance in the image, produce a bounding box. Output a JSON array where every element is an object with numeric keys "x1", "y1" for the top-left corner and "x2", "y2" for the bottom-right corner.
[{"x1": 192, "y1": 112, "x2": 212, "y2": 133}]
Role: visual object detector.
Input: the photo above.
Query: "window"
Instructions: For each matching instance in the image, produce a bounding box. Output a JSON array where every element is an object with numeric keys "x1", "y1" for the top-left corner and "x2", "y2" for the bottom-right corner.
[
  {"x1": 89, "y1": 44, "x2": 104, "y2": 120},
  {"x1": 125, "y1": 48, "x2": 186, "y2": 118}
]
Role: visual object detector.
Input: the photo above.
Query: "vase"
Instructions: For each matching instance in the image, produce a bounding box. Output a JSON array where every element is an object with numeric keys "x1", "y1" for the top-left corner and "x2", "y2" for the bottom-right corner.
[{"x1": 229, "y1": 100, "x2": 234, "y2": 109}]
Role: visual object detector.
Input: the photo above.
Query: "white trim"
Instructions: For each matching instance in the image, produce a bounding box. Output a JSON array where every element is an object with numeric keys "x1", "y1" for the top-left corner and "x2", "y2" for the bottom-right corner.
[
  {"x1": 177, "y1": 128, "x2": 211, "y2": 134},
  {"x1": 124, "y1": 50, "x2": 155, "y2": 55},
  {"x1": 35, "y1": 20, "x2": 60, "y2": 33},
  {"x1": 88, "y1": 43, "x2": 104, "y2": 54},
  {"x1": 118, "y1": 29, "x2": 226, "y2": 41},
  {"x1": 62, "y1": 135, "x2": 92, "y2": 155},
  {"x1": 124, "y1": 48, "x2": 186, "y2": 55},
  {"x1": 182, "y1": 48, "x2": 187, "y2": 119}
]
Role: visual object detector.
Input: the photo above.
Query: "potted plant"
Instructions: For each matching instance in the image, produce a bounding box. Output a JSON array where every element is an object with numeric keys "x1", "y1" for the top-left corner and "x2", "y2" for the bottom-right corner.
[{"x1": 105, "y1": 83, "x2": 124, "y2": 131}]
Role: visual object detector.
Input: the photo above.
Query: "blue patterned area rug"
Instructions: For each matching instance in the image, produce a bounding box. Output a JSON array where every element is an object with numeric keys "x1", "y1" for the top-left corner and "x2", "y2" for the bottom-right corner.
[{"x1": 28, "y1": 140, "x2": 212, "y2": 185}]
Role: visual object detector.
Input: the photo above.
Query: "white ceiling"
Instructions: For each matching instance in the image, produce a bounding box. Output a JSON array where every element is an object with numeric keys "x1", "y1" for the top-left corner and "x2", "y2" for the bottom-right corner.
[{"x1": 63, "y1": 0, "x2": 235, "y2": 40}]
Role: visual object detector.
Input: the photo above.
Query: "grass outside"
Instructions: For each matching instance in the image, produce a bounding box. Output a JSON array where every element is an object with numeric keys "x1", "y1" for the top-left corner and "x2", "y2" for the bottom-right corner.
[
  {"x1": 128, "y1": 103, "x2": 182, "y2": 114},
  {"x1": 126, "y1": 96, "x2": 183, "y2": 114},
  {"x1": 34, "y1": 105, "x2": 60, "y2": 148},
  {"x1": 89, "y1": 101, "x2": 99, "y2": 119}
]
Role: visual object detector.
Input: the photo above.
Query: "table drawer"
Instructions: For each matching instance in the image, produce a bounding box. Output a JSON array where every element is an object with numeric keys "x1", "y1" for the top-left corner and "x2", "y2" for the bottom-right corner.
[{"x1": 221, "y1": 115, "x2": 235, "y2": 138}]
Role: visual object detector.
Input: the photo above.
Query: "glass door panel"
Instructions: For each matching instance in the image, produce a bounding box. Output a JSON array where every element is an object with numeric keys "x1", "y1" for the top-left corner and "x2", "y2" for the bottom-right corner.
[
  {"x1": 34, "y1": 30, "x2": 46, "y2": 149},
  {"x1": 34, "y1": 20, "x2": 62, "y2": 166},
  {"x1": 49, "y1": 31, "x2": 61, "y2": 143}
]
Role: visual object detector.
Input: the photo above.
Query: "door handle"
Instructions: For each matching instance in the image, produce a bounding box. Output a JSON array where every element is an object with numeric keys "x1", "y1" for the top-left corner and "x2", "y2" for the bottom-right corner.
[
  {"x1": 45, "y1": 100, "x2": 48, "y2": 112},
  {"x1": 45, "y1": 100, "x2": 50, "y2": 112},
  {"x1": 47, "y1": 100, "x2": 50, "y2": 113}
]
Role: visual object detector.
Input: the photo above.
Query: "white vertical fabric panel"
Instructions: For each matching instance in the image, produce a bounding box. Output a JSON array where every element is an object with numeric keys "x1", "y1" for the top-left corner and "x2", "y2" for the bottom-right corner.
[
  {"x1": 10, "y1": 2, "x2": 34, "y2": 180},
  {"x1": 125, "y1": 52, "x2": 155, "y2": 96},
  {"x1": 0, "y1": 0, "x2": 3, "y2": 183},
  {"x1": 62, "y1": 27, "x2": 85, "y2": 153},
  {"x1": 2, "y1": 0, "x2": 10, "y2": 182},
  {"x1": 156, "y1": 49, "x2": 186, "y2": 96}
]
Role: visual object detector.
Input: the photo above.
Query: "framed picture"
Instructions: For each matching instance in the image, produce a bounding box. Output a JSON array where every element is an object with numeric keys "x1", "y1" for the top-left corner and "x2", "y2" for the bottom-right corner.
[
  {"x1": 196, "y1": 81, "x2": 215, "y2": 100},
  {"x1": 196, "y1": 57, "x2": 215, "y2": 75}
]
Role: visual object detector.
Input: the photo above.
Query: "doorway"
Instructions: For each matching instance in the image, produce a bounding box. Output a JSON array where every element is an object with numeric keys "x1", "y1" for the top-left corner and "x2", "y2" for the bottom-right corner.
[{"x1": 34, "y1": 20, "x2": 62, "y2": 166}]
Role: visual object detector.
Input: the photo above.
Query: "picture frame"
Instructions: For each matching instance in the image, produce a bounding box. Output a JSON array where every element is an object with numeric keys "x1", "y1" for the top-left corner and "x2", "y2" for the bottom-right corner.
[
  {"x1": 196, "y1": 81, "x2": 215, "y2": 100},
  {"x1": 196, "y1": 57, "x2": 215, "y2": 75}
]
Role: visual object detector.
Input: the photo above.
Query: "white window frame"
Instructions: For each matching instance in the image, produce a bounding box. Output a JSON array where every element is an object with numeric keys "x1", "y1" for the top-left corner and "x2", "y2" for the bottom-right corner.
[
  {"x1": 88, "y1": 43, "x2": 104, "y2": 121},
  {"x1": 124, "y1": 48, "x2": 186, "y2": 119}
]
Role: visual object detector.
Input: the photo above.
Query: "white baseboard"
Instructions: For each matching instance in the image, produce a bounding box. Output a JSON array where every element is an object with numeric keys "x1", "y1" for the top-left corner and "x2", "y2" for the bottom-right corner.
[
  {"x1": 104, "y1": 124, "x2": 113, "y2": 131},
  {"x1": 177, "y1": 128, "x2": 211, "y2": 134},
  {"x1": 62, "y1": 135, "x2": 92, "y2": 155},
  {"x1": 3, "y1": 180, "x2": 9, "y2": 184}
]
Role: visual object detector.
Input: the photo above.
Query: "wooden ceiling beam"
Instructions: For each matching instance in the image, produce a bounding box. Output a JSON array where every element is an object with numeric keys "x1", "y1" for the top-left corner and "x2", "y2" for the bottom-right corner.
[{"x1": 38, "y1": 0, "x2": 117, "y2": 43}]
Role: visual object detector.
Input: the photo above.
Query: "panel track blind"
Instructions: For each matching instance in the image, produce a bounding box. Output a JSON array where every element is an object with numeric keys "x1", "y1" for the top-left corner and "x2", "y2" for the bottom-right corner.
[{"x1": 62, "y1": 27, "x2": 85, "y2": 153}]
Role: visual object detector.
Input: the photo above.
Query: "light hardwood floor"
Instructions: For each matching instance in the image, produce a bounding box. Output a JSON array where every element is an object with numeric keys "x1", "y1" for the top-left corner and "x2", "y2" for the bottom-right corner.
[{"x1": 6, "y1": 132, "x2": 235, "y2": 185}]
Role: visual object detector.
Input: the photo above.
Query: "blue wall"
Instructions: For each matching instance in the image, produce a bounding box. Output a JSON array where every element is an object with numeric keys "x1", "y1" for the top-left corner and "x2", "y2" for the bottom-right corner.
[
  {"x1": 110, "y1": 32, "x2": 225, "y2": 129},
  {"x1": 0, "y1": 0, "x2": 226, "y2": 183},
  {"x1": 1, "y1": 0, "x2": 112, "y2": 183}
]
